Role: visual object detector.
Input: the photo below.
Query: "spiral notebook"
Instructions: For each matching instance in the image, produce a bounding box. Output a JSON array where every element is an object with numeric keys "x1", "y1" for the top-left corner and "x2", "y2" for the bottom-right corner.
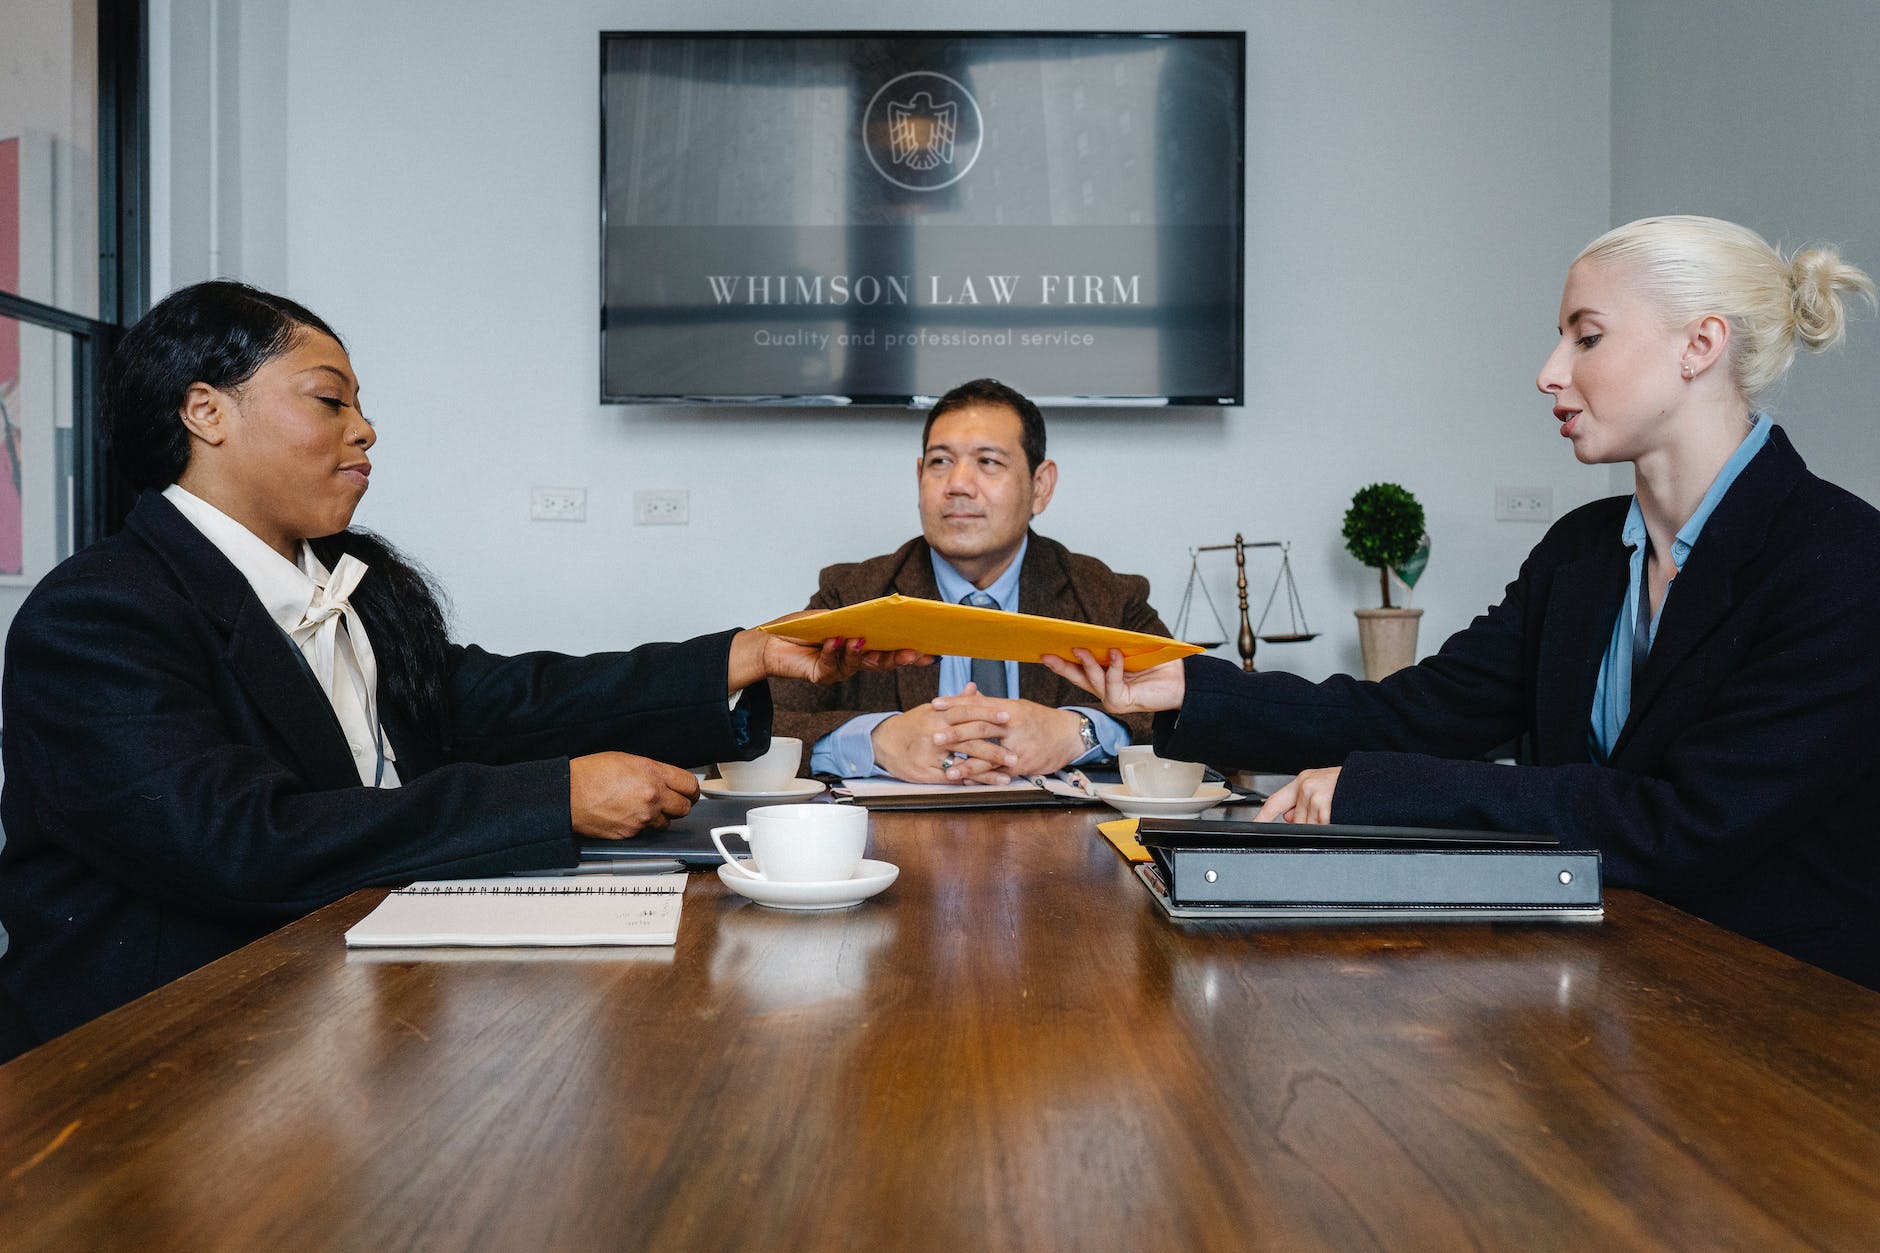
[{"x1": 344, "y1": 874, "x2": 687, "y2": 947}]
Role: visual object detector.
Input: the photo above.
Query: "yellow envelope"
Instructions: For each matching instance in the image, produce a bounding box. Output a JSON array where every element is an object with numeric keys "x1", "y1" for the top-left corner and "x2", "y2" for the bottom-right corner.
[
  {"x1": 1097, "y1": 817, "x2": 1151, "y2": 863},
  {"x1": 760, "y1": 594, "x2": 1202, "y2": 672}
]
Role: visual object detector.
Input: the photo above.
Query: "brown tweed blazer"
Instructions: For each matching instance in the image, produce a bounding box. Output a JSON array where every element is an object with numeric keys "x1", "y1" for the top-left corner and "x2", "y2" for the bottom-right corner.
[{"x1": 771, "y1": 531, "x2": 1170, "y2": 757}]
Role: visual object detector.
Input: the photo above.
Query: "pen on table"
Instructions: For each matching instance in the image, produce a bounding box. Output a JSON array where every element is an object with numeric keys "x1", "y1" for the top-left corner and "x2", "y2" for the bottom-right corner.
[
  {"x1": 1052, "y1": 768, "x2": 1096, "y2": 796},
  {"x1": 514, "y1": 860, "x2": 688, "y2": 877}
]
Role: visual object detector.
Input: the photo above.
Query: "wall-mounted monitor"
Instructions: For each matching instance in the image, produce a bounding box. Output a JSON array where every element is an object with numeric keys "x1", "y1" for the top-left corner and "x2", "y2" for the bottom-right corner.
[{"x1": 600, "y1": 31, "x2": 1245, "y2": 407}]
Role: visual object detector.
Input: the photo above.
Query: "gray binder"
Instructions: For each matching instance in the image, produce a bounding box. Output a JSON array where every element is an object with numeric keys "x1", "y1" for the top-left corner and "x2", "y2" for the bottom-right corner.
[{"x1": 1135, "y1": 819, "x2": 1603, "y2": 922}]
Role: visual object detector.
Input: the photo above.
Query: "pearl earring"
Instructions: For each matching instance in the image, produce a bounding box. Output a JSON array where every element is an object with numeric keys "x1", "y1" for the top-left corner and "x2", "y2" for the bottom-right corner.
[{"x1": 1682, "y1": 363, "x2": 1695, "y2": 380}]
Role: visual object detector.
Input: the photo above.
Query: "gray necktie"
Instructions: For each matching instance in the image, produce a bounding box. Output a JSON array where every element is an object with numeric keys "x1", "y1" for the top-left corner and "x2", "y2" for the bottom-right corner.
[{"x1": 961, "y1": 591, "x2": 1008, "y2": 698}]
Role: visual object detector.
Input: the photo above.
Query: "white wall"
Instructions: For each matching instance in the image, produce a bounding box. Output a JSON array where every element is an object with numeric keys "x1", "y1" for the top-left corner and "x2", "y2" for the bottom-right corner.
[
  {"x1": 147, "y1": 0, "x2": 1617, "y2": 676},
  {"x1": 150, "y1": 0, "x2": 291, "y2": 294},
  {"x1": 1611, "y1": 0, "x2": 1880, "y2": 505}
]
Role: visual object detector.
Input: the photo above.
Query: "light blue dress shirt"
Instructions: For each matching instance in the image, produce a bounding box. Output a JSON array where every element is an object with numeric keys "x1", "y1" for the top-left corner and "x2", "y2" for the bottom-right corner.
[
  {"x1": 1589, "y1": 413, "x2": 1772, "y2": 759},
  {"x1": 810, "y1": 537, "x2": 1130, "y2": 776}
]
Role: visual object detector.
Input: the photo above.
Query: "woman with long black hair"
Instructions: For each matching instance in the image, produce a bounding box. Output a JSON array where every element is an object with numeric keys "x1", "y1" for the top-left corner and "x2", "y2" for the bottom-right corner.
[{"x1": 0, "y1": 281, "x2": 914, "y2": 1055}]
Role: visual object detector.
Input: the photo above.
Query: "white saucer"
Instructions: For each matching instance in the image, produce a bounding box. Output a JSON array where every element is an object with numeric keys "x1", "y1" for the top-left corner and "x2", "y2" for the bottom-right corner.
[
  {"x1": 715, "y1": 858, "x2": 899, "y2": 911},
  {"x1": 1095, "y1": 783, "x2": 1233, "y2": 820},
  {"x1": 700, "y1": 777, "x2": 828, "y2": 802}
]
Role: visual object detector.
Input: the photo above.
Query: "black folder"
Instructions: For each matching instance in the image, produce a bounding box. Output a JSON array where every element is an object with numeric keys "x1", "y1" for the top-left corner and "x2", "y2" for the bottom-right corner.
[
  {"x1": 1134, "y1": 818, "x2": 1603, "y2": 921},
  {"x1": 576, "y1": 797, "x2": 760, "y2": 868}
]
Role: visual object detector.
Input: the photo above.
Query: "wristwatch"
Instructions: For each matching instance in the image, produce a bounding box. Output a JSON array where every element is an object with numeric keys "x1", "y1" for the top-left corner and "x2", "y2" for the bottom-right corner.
[{"x1": 1074, "y1": 712, "x2": 1100, "y2": 758}]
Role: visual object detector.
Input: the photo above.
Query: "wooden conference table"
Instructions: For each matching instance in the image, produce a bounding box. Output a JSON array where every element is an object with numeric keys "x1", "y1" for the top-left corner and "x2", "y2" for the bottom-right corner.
[{"x1": 4, "y1": 805, "x2": 1879, "y2": 1251}]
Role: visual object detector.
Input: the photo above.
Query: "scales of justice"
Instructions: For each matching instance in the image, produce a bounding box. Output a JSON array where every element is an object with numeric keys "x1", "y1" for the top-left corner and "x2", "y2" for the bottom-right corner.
[{"x1": 1172, "y1": 534, "x2": 1317, "y2": 672}]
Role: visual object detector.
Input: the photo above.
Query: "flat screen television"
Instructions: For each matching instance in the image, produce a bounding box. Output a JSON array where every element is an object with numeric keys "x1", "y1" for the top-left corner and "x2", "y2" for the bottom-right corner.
[{"x1": 600, "y1": 31, "x2": 1245, "y2": 407}]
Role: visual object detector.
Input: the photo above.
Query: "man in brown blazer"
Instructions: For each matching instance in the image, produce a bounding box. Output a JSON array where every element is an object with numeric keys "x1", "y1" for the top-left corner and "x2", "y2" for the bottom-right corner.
[{"x1": 772, "y1": 379, "x2": 1170, "y2": 784}]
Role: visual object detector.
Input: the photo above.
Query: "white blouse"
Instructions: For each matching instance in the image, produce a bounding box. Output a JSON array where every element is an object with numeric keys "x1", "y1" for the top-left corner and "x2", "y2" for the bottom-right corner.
[{"x1": 162, "y1": 484, "x2": 401, "y2": 788}]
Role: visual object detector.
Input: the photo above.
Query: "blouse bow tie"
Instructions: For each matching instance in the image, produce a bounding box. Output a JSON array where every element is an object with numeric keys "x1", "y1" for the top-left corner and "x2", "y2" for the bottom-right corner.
[
  {"x1": 292, "y1": 553, "x2": 372, "y2": 673},
  {"x1": 290, "y1": 553, "x2": 382, "y2": 752},
  {"x1": 296, "y1": 552, "x2": 370, "y2": 637}
]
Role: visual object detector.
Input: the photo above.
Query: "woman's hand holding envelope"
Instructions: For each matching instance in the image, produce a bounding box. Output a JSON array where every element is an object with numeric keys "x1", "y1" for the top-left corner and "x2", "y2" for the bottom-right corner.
[
  {"x1": 1042, "y1": 648, "x2": 1187, "y2": 715},
  {"x1": 730, "y1": 614, "x2": 934, "y2": 692}
]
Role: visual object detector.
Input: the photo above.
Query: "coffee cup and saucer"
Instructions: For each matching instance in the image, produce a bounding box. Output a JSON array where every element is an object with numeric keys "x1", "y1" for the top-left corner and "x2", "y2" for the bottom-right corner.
[
  {"x1": 711, "y1": 803, "x2": 898, "y2": 911},
  {"x1": 700, "y1": 737, "x2": 827, "y2": 801},
  {"x1": 1096, "y1": 747, "x2": 1231, "y2": 820}
]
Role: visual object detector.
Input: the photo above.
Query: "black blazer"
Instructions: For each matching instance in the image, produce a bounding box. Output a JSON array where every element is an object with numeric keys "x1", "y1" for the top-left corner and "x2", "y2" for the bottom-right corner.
[
  {"x1": 1161, "y1": 427, "x2": 1880, "y2": 988},
  {"x1": 0, "y1": 493, "x2": 769, "y2": 1051}
]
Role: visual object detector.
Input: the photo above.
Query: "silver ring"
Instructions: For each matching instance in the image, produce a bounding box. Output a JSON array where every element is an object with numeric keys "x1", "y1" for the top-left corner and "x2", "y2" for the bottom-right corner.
[{"x1": 940, "y1": 752, "x2": 965, "y2": 770}]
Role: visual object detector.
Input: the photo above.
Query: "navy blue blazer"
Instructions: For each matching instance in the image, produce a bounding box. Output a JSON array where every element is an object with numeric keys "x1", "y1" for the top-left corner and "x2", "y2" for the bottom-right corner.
[
  {"x1": 1160, "y1": 427, "x2": 1880, "y2": 988},
  {"x1": 0, "y1": 493, "x2": 768, "y2": 1052}
]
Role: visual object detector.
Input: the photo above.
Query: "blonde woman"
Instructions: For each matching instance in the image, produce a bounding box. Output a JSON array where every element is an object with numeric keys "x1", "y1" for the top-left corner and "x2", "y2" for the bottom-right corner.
[{"x1": 1045, "y1": 217, "x2": 1880, "y2": 989}]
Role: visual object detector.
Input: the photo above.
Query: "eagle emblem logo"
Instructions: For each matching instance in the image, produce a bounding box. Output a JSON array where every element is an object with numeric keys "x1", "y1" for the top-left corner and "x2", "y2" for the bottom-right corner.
[
  {"x1": 887, "y1": 92, "x2": 957, "y2": 171},
  {"x1": 863, "y1": 71, "x2": 983, "y2": 191}
]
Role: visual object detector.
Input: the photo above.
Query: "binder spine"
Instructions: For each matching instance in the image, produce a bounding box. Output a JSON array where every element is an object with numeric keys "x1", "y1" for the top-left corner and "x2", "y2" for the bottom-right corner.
[{"x1": 1166, "y1": 848, "x2": 1601, "y2": 909}]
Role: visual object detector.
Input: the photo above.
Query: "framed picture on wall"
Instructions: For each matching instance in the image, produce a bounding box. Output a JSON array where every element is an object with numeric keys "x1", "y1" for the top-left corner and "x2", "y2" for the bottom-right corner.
[{"x1": 1, "y1": 131, "x2": 66, "y2": 586}]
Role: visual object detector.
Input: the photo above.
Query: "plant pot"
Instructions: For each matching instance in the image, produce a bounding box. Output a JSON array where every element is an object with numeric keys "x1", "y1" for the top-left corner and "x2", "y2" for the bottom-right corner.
[{"x1": 1354, "y1": 607, "x2": 1423, "y2": 681}]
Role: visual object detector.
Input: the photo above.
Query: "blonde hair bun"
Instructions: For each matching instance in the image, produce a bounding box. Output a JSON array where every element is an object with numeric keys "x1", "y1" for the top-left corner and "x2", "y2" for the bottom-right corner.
[{"x1": 1789, "y1": 246, "x2": 1876, "y2": 353}]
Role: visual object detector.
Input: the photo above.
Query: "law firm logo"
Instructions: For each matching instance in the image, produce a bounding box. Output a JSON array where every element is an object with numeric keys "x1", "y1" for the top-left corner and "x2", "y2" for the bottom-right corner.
[{"x1": 863, "y1": 71, "x2": 984, "y2": 191}]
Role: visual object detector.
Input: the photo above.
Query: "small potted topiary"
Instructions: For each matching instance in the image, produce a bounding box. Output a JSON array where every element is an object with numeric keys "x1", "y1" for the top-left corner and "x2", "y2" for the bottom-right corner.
[{"x1": 1341, "y1": 482, "x2": 1428, "y2": 680}]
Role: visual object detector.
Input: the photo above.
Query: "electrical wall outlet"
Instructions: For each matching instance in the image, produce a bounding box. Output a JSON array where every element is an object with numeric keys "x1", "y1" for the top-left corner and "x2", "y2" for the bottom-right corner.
[
  {"x1": 633, "y1": 489, "x2": 689, "y2": 526},
  {"x1": 1495, "y1": 485, "x2": 1553, "y2": 522},
  {"x1": 529, "y1": 486, "x2": 587, "y2": 522}
]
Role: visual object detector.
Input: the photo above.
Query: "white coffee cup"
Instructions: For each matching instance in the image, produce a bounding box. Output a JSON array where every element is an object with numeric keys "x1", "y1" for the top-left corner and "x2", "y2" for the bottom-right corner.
[
  {"x1": 711, "y1": 803, "x2": 868, "y2": 883},
  {"x1": 1116, "y1": 745, "x2": 1155, "y2": 773},
  {"x1": 1121, "y1": 752, "x2": 1206, "y2": 798},
  {"x1": 716, "y1": 736, "x2": 802, "y2": 792}
]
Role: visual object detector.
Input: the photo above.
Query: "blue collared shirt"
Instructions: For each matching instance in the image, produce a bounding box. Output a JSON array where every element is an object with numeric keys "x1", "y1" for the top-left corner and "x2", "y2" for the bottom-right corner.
[
  {"x1": 930, "y1": 537, "x2": 1029, "y2": 702},
  {"x1": 1589, "y1": 413, "x2": 1772, "y2": 759},
  {"x1": 810, "y1": 537, "x2": 1130, "y2": 776}
]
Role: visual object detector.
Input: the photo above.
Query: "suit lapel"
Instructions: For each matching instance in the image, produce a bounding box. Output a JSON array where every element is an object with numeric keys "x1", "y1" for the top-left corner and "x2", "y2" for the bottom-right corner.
[
  {"x1": 1535, "y1": 545, "x2": 1628, "y2": 763},
  {"x1": 1015, "y1": 532, "x2": 1070, "y2": 703},
  {"x1": 889, "y1": 541, "x2": 943, "y2": 709},
  {"x1": 225, "y1": 599, "x2": 360, "y2": 785},
  {"x1": 126, "y1": 493, "x2": 362, "y2": 788},
  {"x1": 1617, "y1": 428, "x2": 1804, "y2": 755}
]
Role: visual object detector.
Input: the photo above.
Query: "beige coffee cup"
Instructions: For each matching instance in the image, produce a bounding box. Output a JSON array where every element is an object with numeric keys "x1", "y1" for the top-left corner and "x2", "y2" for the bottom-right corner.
[
  {"x1": 1116, "y1": 745, "x2": 1155, "y2": 773},
  {"x1": 1121, "y1": 752, "x2": 1206, "y2": 798},
  {"x1": 716, "y1": 736, "x2": 802, "y2": 792}
]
